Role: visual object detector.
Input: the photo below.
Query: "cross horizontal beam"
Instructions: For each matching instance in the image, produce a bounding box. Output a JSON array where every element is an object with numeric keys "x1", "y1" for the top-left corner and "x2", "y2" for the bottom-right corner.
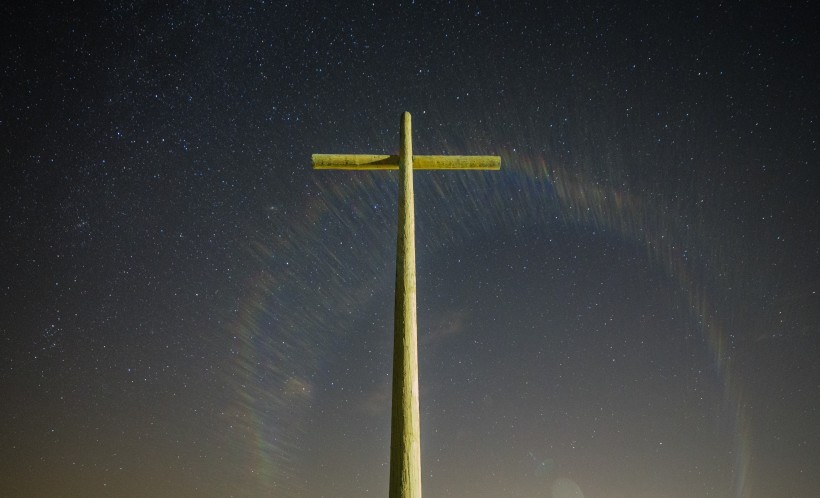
[{"x1": 312, "y1": 153, "x2": 500, "y2": 170}]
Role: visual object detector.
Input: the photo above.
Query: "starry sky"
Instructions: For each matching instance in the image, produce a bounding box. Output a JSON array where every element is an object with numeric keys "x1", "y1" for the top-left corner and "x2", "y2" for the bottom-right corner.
[{"x1": 1, "y1": 1, "x2": 818, "y2": 497}]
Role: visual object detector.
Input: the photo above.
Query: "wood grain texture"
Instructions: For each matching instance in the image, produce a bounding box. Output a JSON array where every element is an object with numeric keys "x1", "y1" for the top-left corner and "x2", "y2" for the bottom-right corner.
[
  {"x1": 312, "y1": 112, "x2": 500, "y2": 498},
  {"x1": 312, "y1": 154, "x2": 500, "y2": 170},
  {"x1": 389, "y1": 111, "x2": 422, "y2": 498}
]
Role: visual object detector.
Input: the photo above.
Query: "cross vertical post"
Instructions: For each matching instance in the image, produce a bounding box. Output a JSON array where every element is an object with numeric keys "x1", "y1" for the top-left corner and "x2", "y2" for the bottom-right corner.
[
  {"x1": 311, "y1": 112, "x2": 500, "y2": 497},
  {"x1": 389, "y1": 112, "x2": 421, "y2": 498}
]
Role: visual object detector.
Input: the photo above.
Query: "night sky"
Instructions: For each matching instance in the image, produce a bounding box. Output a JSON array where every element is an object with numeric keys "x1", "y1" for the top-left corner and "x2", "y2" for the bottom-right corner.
[{"x1": 2, "y1": 2, "x2": 818, "y2": 497}]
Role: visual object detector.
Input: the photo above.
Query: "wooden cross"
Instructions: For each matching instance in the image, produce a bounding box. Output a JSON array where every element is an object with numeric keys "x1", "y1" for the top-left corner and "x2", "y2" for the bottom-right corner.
[{"x1": 312, "y1": 112, "x2": 500, "y2": 497}]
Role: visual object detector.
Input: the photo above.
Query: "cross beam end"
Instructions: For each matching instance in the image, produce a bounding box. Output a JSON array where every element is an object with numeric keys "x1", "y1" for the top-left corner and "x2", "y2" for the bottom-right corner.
[{"x1": 312, "y1": 154, "x2": 399, "y2": 170}]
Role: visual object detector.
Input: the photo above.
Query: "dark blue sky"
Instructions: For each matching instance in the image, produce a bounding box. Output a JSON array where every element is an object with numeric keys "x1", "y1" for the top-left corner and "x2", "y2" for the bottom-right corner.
[{"x1": 2, "y1": 1, "x2": 818, "y2": 497}]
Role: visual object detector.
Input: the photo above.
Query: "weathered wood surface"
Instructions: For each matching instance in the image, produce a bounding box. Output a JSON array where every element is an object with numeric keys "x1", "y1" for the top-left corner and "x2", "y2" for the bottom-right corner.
[
  {"x1": 312, "y1": 111, "x2": 500, "y2": 498},
  {"x1": 312, "y1": 153, "x2": 500, "y2": 170},
  {"x1": 389, "y1": 111, "x2": 422, "y2": 498}
]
